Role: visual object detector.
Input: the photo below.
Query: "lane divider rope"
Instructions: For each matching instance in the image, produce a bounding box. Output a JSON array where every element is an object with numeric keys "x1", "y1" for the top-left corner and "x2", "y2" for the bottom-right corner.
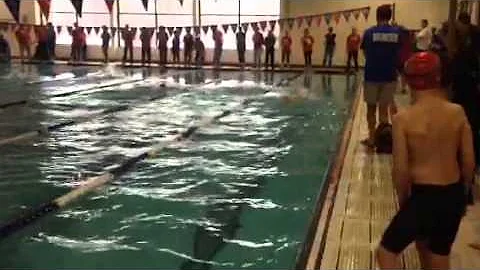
[{"x1": 0, "y1": 72, "x2": 303, "y2": 240}]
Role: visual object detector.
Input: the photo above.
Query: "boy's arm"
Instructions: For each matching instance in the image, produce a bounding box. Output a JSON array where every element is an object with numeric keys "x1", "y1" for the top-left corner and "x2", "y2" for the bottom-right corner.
[
  {"x1": 392, "y1": 115, "x2": 410, "y2": 207},
  {"x1": 459, "y1": 109, "x2": 476, "y2": 187}
]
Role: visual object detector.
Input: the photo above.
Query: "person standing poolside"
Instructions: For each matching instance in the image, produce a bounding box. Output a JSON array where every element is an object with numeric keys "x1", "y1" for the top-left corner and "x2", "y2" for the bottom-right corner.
[
  {"x1": 194, "y1": 35, "x2": 205, "y2": 67},
  {"x1": 301, "y1": 28, "x2": 314, "y2": 68},
  {"x1": 416, "y1": 19, "x2": 432, "y2": 52},
  {"x1": 376, "y1": 51, "x2": 475, "y2": 270},
  {"x1": 70, "y1": 23, "x2": 82, "y2": 62},
  {"x1": 360, "y1": 4, "x2": 402, "y2": 148},
  {"x1": 140, "y1": 27, "x2": 152, "y2": 66},
  {"x1": 16, "y1": 24, "x2": 31, "y2": 62},
  {"x1": 323, "y1": 27, "x2": 336, "y2": 67},
  {"x1": 252, "y1": 27, "x2": 264, "y2": 69},
  {"x1": 236, "y1": 28, "x2": 246, "y2": 67},
  {"x1": 46, "y1": 23, "x2": 56, "y2": 60},
  {"x1": 212, "y1": 28, "x2": 223, "y2": 68},
  {"x1": 101, "y1": 26, "x2": 110, "y2": 63},
  {"x1": 122, "y1": 24, "x2": 134, "y2": 64},
  {"x1": 157, "y1": 26, "x2": 169, "y2": 67},
  {"x1": 172, "y1": 29, "x2": 180, "y2": 64},
  {"x1": 264, "y1": 30, "x2": 276, "y2": 70},
  {"x1": 281, "y1": 30, "x2": 292, "y2": 68},
  {"x1": 183, "y1": 28, "x2": 194, "y2": 66},
  {"x1": 346, "y1": 27, "x2": 361, "y2": 72},
  {"x1": 79, "y1": 28, "x2": 87, "y2": 61},
  {"x1": 0, "y1": 33, "x2": 11, "y2": 63}
]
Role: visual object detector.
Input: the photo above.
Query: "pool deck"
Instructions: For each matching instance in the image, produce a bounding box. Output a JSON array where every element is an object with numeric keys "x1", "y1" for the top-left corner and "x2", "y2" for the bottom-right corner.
[
  {"x1": 306, "y1": 87, "x2": 480, "y2": 269},
  {"x1": 17, "y1": 59, "x2": 351, "y2": 74}
]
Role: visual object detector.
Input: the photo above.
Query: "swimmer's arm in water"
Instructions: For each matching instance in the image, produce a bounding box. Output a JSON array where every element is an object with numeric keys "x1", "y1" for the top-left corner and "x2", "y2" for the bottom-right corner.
[
  {"x1": 392, "y1": 114, "x2": 410, "y2": 207},
  {"x1": 459, "y1": 108, "x2": 476, "y2": 189}
]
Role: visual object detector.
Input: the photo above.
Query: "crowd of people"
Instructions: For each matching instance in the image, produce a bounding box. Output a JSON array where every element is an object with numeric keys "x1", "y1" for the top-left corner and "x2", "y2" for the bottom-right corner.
[{"x1": 358, "y1": 4, "x2": 479, "y2": 269}]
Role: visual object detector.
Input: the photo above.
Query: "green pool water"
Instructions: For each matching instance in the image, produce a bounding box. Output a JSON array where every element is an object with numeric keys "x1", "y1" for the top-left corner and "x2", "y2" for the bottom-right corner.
[{"x1": 0, "y1": 64, "x2": 356, "y2": 269}]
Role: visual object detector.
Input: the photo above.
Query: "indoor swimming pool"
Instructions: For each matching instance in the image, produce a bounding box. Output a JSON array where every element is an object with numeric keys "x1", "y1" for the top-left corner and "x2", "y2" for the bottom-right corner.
[{"x1": 0, "y1": 64, "x2": 356, "y2": 269}]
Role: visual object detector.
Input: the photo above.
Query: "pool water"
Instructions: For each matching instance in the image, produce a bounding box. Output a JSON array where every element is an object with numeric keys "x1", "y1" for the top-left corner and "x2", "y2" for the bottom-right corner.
[{"x1": 0, "y1": 64, "x2": 356, "y2": 269}]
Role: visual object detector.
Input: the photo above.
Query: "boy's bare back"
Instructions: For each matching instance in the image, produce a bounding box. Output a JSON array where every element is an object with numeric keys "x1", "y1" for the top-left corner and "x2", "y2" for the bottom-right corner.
[{"x1": 393, "y1": 93, "x2": 475, "y2": 186}]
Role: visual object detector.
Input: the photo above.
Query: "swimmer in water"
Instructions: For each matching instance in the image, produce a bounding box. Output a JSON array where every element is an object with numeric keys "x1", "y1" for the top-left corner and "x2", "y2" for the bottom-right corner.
[
  {"x1": 281, "y1": 87, "x2": 309, "y2": 103},
  {"x1": 376, "y1": 52, "x2": 475, "y2": 269}
]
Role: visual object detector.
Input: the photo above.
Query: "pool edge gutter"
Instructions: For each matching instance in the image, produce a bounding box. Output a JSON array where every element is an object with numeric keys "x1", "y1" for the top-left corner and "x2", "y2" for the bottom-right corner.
[{"x1": 295, "y1": 80, "x2": 362, "y2": 270}]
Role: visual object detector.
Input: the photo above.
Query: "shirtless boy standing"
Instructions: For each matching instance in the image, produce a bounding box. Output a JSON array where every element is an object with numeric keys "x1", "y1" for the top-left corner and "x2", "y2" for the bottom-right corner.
[{"x1": 376, "y1": 52, "x2": 475, "y2": 269}]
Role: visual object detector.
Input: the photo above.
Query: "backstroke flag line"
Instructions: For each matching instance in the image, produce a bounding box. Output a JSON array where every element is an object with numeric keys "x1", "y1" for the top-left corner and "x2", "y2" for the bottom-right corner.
[{"x1": 4, "y1": 0, "x2": 20, "y2": 22}]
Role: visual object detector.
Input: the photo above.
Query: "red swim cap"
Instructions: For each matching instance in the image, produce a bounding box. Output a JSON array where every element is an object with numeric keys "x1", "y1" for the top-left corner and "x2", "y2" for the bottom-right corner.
[{"x1": 404, "y1": 52, "x2": 441, "y2": 90}]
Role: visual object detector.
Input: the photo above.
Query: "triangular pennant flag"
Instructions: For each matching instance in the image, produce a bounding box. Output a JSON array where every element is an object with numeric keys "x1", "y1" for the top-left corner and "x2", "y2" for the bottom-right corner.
[
  {"x1": 94, "y1": 26, "x2": 100, "y2": 34},
  {"x1": 259, "y1": 21, "x2": 267, "y2": 31},
  {"x1": 278, "y1": 19, "x2": 284, "y2": 30},
  {"x1": 343, "y1": 11, "x2": 351, "y2": 22},
  {"x1": 56, "y1": 25, "x2": 62, "y2": 34},
  {"x1": 177, "y1": 26, "x2": 183, "y2": 33},
  {"x1": 70, "y1": 0, "x2": 83, "y2": 17},
  {"x1": 178, "y1": 0, "x2": 183, "y2": 5},
  {"x1": 105, "y1": 0, "x2": 114, "y2": 13},
  {"x1": 324, "y1": 13, "x2": 332, "y2": 25},
  {"x1": 185, "y1": 26, "x2": 191, "y2": 33},
  {"x1": 222, "y1": 24, "x2": 229, "y2": 33},
  {"x1": 167, "y1": 26, "x2": 174, "y2": 36},
  {"x1": 353, "y1": 10, "x2": 361, "y2": 20},
  {"x1": 141, "y1": 0, "x2": 148, "y2": 10},
  {"x1": 131, "y1": 27, "x2": 137, "y2": 37},
  {"x1": 37, "y1": 0, "x2": 51, "y2": 19},
  {"x1": 296, "y1": 17, "x2": 304, "y2": 28},
  {"x1": 4, "y1": 0, "x2": 20, "y2": 22},
  {"x1": 210, "y1": 25, "x2": 217, "y2": 33},
  {"x1": 230, "y1": 24, "x2": 238, "y2": 33},
  {"x1": 241, "y1": 23, "x2": 248, "y2": 33},
  {"x1": 250, "y1": 22, "x2": 257, "y2": 30},
  {"x1": 194, "y1": 26, "x2": 200, "y2": 34},
  {"x1": 110, "y1": 27, "x2": 117, "y2": 37},
  {"x1": 67, "y1": 26, "x2": 73, "y2": 35},
  {"x1": 287, "y1": 18, "x2": 294, "y2": 29},
  {"x1": 86, "y1": 27, "x2": 92, "y2": 34},
  {"x1": 362, "y1": 7, "x2": 370, "y2": 20},
  {"x1": 305, "y1": 16, "x2": 313, "y2": 27},
  {"x1": 202, "y1": 25, "x2": 209, "y2": 34},
  {"x1": 334, "y1": 12, "x2": 341, "y2": 24},
  {"x1": 269, "y1": 20, "x2": 276, "y2": 29}
]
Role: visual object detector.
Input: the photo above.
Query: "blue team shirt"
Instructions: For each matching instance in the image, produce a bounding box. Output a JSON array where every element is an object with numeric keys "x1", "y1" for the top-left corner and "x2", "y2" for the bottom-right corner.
[{"x1": 361, "y1": 25, "x2": 401, "y2": 82}]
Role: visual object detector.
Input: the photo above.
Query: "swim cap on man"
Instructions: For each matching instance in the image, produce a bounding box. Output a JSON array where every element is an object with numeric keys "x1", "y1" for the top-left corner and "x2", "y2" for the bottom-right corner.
[{"x1": 404, "y1": 52, "x2": 441, "y2": 90}]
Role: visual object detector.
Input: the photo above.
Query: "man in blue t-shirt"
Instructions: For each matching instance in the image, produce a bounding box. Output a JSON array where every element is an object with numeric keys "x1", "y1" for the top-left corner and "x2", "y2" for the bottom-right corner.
[{"x1": 361, "y1": 4, "x2": 401, "y2": 148}]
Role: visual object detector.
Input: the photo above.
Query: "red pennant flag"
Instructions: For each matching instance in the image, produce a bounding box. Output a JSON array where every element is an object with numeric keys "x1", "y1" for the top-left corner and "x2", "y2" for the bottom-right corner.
[
  {"x1": 250, "y1": 22, "x2": 257, "y2": 30},
  {"x1": 201, "y1": 25, "x2": 209, "y2": 34},
  {"x1": 343, "y1": 11, "x2": 351, "y2": 22},
  {"x1": 110, "y1": 27, "x2": 117, "y2": 37},
  {"x1": 70, "y1": 0, "x2": 83, "y2": 17},
  {"x1": 105, "y1": 0, "x2": 114, "y2": 13},
  {"x1": 86, "y1": 27, "x2": 92, "y2": 34},
  {"x1": 324, "y1": 13, "x2": 332, "y2": 25},
  {"x1": 353, "y1": 10, "x2": 361, "y2": 20},
  {"x1": 305, "y1": 16, "x2": 313, "y2": 27},
  {"x1": 94, "y1": 26, "x2": 100, "y2": 34},
  {"x1": 67, "y1": 26, "x2": 73, "y2": 35},
  {"x1": 296, "y1": 17, "x2": 304, "y2": 28},
  {"x1": 37, "y1": 0, "x2": 51, "y2": 19},
  {"x1": 269, "y1": 20, "x2": 276, "y2": 30},
  {"x1": 167, "y1": 26, "x2": 174, "y2": 36},
  {"x1": 362, "y1": 7, "x2": 370, "y2": 20},
  {"x1": 287, "y1": 18, "x2": 294, "y2": 29},
  {"x1": 230, "y1": 24, "x2": 238, "y2": 33},
  {"x1": 56, "y1": 25, "x2": 62, "y2": 33},
  {"x1": 259, "y1": 21, "x2": 267, "y2": 31},
  {"x1": 141, "y1": 0, "x2": 148, "y2": 10},
  {"x1": 241, "y1": 23, "x2": 248, "y2": 33},
  {"x1": 334, "y1": 13, "x2": 341, "y2": 24},
  {"x1": 278, "y1": 19, "x2": 284, "y2": 30},
  {"x1": 4, "y1": 0, "x2": 20, "y2": 22},
  {"x1": 222, "y1": 24, "x2": 229, "y2": 33}
]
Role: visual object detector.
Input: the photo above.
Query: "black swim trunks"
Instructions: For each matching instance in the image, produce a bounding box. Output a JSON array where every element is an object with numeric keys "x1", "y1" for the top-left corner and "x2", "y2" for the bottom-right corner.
[{"x1": 381, "y1": 181, "x2": 467, "y2": 256}]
